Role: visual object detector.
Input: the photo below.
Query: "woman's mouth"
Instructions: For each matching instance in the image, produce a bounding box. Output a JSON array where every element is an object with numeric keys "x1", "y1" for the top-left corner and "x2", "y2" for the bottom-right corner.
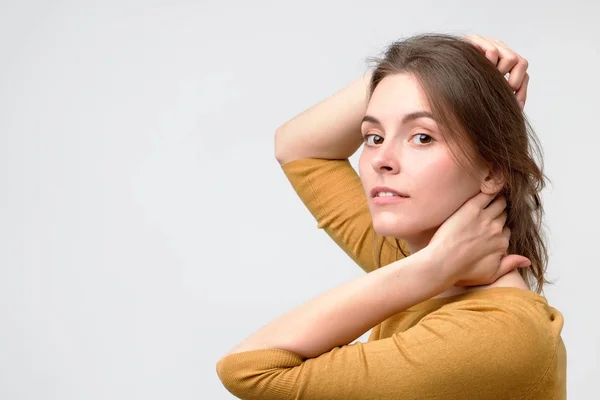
[
  {"x1": 372, "y1": 194, "x2": 409, "y2": 205},
  {"x1": 370, "y1": 186, "x2": 410, "y2": 204}
]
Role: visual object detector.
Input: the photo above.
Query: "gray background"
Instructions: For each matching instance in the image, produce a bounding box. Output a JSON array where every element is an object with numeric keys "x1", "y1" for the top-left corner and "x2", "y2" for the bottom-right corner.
[{"x1": 1, "y1": 0, "x2": 598, "y2": 399}]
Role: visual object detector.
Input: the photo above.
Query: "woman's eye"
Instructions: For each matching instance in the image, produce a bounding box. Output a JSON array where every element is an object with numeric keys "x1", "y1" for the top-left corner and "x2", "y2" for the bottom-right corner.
[
  {"x1": 411, "y1": 133, "x2": 433, "y2": 145},
  {"x1": 363, "y1": 134, "x2": 383, "y2": 146}
]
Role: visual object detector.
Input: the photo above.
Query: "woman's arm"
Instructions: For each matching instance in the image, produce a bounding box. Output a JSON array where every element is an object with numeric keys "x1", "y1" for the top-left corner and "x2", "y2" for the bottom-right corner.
[
  {"x1": 216, "y1": 293, "x2": 559, "y2": 400},
  {"x1": 280, "y1": 157, "x2": 401, "y2": 273},
  {"x1": 219, "y1": 191, "x2": 529, "y2": 360},
  {"x1": 220, "y1": 246, "x2": 445, "y2": 359},
  {"x1": 274, "y1": 71, "x2": 371, "y2": 164},
  {"x1": 275, "y1": 35, "x2": 529, "y2": 164},
  {"x1": 275, "y1": 70, "x2": 401, "y2": 274},
  {"x1": 275, "y1": 36, "x2": 530, "y2": 166}
]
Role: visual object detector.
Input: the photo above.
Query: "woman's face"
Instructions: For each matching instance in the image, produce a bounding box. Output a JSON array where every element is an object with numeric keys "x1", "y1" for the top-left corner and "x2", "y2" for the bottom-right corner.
[{"x1": 358, "y1": 73, "x2": 487, "y2": 251}]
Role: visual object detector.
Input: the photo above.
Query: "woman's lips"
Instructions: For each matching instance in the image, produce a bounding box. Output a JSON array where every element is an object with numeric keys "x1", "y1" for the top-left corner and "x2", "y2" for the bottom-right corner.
[
  {"x1": 372, "y1": 195, "x2": 409, "y2": 205},
  {"x1": 370, "y1": 186, "x2": 409, "y2": 198}
]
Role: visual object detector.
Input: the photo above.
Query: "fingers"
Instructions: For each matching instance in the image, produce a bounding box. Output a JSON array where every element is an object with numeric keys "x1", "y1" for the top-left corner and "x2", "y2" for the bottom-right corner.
[
  {"x1": 502, "y1": 225, "x2": 511, "y2": 244},
  {"x1": 468, "y1": 190, "x2": 507, "y2": 214},
  {"x1": 466, "y1": 35, "x2": 499, "y2": 65},
  {"x1": 496, "y1": 254, "x2": 531, "y2": 280},
  {"x1": 487, "y1": 38, "x2": 519, "y2": 76},
  {"x1": 504, "y1": 55, "x2": 529, "y2": 93},
  {"x1": 468, "y1": 191, "x2": 498, "y2": 210},
  {"x1": 466, "y1": 35, "x2": 530, "y2": 106},
  {"x1": 486, "y1": 38, "x2": 529, "y2": 90},
  {"x1": 484, "y1": 196, "x2": 508, "y2": 219},
  {"x1": 515, "y1": 73, "x2": 529, "y2": 109},
  {"x1": 497, "y1": 210, "x2": 508, "y2": 227}
]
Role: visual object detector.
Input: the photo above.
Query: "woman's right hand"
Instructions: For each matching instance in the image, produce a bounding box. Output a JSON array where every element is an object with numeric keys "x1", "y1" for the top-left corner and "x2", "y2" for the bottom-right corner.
[
  {"x1": 427, "y1": 192, "x2": 531, "y2": 288},
  {"x1": 464, "y1": 35, "x2": 530, "y2": 109}
]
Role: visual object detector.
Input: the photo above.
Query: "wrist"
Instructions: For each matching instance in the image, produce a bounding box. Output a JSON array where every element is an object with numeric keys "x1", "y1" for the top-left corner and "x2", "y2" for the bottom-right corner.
[
  {"x1": 371, "y1": 249, "x2": 446, "y2": 315},
  {"x1": 418, "y1": 245, "x2": 456, "y2": 291}
]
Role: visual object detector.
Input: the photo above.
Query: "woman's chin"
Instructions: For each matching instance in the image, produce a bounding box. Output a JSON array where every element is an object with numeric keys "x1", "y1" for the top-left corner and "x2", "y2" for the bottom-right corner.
[
  {"x1": 372, "y1": 219, "x2": 415, "y2": 239},
  {"x1": 372, "y1": 215, "x2": 435, "y2": 240}
]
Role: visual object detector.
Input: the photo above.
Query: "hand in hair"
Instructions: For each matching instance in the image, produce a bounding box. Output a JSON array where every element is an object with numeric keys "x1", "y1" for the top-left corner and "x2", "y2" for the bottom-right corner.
[
  {"x1": 465, "y1": 35, "x2": 530, "y2": 109},
  {"x1": 427, "y1": 191, "x2": 531, "y2": 287}
]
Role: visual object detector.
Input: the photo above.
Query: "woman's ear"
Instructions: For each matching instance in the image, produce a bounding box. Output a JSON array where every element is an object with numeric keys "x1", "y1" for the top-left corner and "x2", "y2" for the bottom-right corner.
[{"x1": 480, "y1": 165, "x2": 505, "y2": 194}]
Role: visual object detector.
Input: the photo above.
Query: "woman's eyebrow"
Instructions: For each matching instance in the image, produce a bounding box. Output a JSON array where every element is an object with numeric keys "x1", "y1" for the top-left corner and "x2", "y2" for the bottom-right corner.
[{"x1": 361, "y1": 111, "x2": 436, "y2": 126}]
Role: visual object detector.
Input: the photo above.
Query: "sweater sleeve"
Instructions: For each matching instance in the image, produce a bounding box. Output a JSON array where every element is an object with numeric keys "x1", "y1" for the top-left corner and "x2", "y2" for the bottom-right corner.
[
  {"x1": 280, "y1": 157, "x2": 406, "y2": 273},
  {"x1": 216, "y1": 296, "x2": 562, "y2": 400}
]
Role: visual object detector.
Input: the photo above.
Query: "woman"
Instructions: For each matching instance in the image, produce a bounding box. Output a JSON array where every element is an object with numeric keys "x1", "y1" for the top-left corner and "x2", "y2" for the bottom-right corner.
[{"x1": 216, "y1": 34, "x2": 566, "y2": 399}]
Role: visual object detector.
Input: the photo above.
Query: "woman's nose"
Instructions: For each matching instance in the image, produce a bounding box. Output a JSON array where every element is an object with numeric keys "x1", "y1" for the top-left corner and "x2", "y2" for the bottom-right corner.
[{"x1": 371, "y1": 147, "x2": 400, "y2": 174}]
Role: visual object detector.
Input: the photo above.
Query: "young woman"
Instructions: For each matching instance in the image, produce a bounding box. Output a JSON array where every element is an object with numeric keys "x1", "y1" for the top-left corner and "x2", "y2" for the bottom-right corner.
[{"x1": 216, "y1": 34, "x2": 566, "y2": 399}]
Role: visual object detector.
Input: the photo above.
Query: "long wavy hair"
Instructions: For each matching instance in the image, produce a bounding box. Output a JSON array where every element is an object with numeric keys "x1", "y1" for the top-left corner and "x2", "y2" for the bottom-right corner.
[{"x1": 368, "y1": 33, "x2": 553, "y2": 294}]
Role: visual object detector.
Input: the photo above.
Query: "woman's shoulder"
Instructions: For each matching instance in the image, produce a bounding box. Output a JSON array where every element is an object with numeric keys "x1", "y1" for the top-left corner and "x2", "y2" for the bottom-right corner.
[
  {"x1": 443, "y1": 269, "x2": 555, "y2": 315},
  {"x1": 410, "y1": 279, "x2": 564, "y2": 339},
  {"x1": 434, "y1": 284, "x2": 564, "y2": 343}
]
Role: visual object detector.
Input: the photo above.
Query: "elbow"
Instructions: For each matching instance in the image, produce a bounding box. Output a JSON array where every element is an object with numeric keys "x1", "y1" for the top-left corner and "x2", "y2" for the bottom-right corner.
[
  {"x1": 216, "y1": 348, "x2": 303, "y2": 398},
  {"x1": 216, "y1": 356, "x2": 247, "y2": 399},
  {"x1": 274, "y1": 128, "x2": 288, "y2": 165},
  {"x1": 216, "y1": 355, "x2": 280, "y2": 400}
]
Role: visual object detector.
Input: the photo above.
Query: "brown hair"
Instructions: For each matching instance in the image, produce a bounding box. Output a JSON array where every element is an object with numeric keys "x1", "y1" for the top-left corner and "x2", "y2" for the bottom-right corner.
[{"x1": 367, "y1": 33, "x2": 553, "y2": 294}]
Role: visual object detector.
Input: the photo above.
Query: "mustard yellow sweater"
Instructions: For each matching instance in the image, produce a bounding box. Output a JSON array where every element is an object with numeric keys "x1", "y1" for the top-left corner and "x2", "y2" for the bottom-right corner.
[{"x1": 216, "y1": 158, "x2": 567, "y2": 399}]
